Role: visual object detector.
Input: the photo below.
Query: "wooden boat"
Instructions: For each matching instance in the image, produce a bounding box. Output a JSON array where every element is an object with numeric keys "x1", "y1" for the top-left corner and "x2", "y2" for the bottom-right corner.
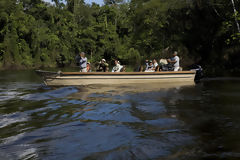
[{"x1": 36, "y1": 70, "x2": 196, "y2": 86}]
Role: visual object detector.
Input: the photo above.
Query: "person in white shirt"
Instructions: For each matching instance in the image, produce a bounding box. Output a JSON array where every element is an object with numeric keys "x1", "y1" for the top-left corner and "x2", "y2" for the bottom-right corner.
[
  {"x1": 153, "y1": 59, "x2": 158, "y2": 71},
  {"x1": 79, "y1": 52, "x2": 88, "y2": 72},
  {"x1": 145, "y1": 60, "x2": 155, "y2": 72},
  {"x1": 112, "y1": 60, "x2": 123, "y2": 72},
  {"x1": 167, "y1": 51, "x2": 180, "y2": 71}
]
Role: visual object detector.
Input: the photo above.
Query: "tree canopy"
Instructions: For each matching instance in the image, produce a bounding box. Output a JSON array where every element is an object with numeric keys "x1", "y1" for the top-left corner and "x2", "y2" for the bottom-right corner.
[{"x1": 0, "y1": 0, "x2": 239, "y2": 75}]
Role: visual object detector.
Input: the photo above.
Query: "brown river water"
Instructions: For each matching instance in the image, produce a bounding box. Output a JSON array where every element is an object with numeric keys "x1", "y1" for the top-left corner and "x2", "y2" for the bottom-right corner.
[{"x1": 0, "y1": 70, "x2": 240, "y2": 160}]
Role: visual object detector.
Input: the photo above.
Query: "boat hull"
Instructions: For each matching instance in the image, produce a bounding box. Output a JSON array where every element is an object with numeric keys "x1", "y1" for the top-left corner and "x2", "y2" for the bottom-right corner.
[{"x1": 39, "y1": 71, "x2": 196, "y2": 86}]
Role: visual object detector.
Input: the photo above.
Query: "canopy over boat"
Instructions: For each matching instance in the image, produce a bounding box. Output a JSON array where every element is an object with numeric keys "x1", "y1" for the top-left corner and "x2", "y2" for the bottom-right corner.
[{"x1": 36, "y1": 70, "x2": 196, "y2": 86}]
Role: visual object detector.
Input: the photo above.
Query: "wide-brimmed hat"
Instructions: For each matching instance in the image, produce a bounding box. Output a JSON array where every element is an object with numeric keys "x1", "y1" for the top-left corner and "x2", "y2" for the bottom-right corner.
[{"x1": 102, "y1": 59, "x2": 106, "y2": 62}]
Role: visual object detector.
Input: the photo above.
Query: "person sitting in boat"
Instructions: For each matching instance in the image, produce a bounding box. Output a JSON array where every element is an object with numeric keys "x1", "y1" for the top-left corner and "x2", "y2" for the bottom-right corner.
[
  {"x1": 79, "y1": 52, "x2": 88, "y2": 72},
  {"x1": 145, "y1": 60, "x2": 151, "y2": 70},
  {"x1": 112, "y1": 60, "x2": 123, "y2": 72},
  {"x1": 145, "y1": 60, "x2": 149, "y2": 69},
  {"x1": 87, "y1": 62, "x2": 91, "y2": 72},
  {"x1": 153, "y1": 59, "x2": 159, "y2": 71},
  {"x1": 167, "y1": 51, "x2": 180, "y2": 71},
  {"x1": 159, "y1": 58, "x2": 168, "y2": 71},
  {"x1": 97, "y1": 59, "x2": 109, "y2": 72},
  {"x1": 159, "y1": 59, "x2": 168, "y2": 65},
  {"x1": 145, "y1": 60, "x2": 155, "y2": 72}
]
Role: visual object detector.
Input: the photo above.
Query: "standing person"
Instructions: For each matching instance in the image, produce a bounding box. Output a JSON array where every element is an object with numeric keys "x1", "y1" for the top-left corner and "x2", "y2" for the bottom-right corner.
[
  {"x1": 79, "y1": 52, "x2": 88, "y2": 72},
  {"x1": 168, "y1": 51, "x2": 180, "y2": 71},
  {"x1": 112, "y1": 60, "x2": 123, "y2": 72}
]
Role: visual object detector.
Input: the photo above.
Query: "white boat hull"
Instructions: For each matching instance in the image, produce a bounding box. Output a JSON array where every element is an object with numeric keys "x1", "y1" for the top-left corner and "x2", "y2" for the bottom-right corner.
[{"x1": 41, "y1": 71, "x2": 196, "y2": 86}]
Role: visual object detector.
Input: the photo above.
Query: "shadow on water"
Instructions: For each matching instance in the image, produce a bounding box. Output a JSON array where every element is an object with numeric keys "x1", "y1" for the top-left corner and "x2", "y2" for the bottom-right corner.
[
  {"x1": 171, "y1": 80, "x2": 240, "y2": 160},
  {"x1": 0, "y1": 70, "x2": 240, "y2": 160}
]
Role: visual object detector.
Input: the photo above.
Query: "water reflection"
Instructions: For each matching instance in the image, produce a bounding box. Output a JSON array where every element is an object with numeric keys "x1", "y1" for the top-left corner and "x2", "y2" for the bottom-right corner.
[{"x1": 0, "y1": 71, "x2": 240, "y2": 159}]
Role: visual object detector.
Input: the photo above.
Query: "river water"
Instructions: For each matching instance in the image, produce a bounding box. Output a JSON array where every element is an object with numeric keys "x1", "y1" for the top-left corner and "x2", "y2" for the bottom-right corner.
[{"x1": 0, "y1": 70, "x2": 240, "y2": 160}]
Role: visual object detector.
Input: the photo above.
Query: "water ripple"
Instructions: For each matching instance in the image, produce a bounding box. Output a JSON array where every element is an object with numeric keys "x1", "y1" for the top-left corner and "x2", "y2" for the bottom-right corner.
[{"x1": 1, "y1": 71, "x2": 240, "y2": 159}]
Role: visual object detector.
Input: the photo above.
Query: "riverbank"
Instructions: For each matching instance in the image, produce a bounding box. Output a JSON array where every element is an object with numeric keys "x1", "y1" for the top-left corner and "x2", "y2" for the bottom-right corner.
[{"x1": 1, "y1": 65, "x2": 240, "y2": 78}]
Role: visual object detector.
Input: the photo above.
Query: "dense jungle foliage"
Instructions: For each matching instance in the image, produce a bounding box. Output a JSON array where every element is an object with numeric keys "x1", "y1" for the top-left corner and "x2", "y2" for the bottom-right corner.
[{"x1": 0, "y1": 0, "x2": 240, "y2": 75}]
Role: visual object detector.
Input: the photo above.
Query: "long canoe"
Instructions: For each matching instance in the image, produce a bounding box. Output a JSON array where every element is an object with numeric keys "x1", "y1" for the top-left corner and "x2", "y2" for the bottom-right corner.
[{"x1": 36, "y1": 70, "x2": 196, "y2": 86}]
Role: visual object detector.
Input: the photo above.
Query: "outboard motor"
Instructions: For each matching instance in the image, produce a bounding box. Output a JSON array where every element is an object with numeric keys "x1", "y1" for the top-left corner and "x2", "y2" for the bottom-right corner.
[{"x1": 190, "y1": 65, "x2": 203, "y2": 81}]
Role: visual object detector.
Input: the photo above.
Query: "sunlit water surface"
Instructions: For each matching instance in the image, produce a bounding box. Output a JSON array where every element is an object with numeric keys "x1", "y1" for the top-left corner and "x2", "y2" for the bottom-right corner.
[{"x1": 0, "y1": 70, "x2": 240, "y2": 160}]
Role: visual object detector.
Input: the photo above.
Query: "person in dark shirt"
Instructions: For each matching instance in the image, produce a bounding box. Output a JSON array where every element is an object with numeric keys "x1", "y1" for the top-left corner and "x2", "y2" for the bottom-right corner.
[{"x1": 97, "y1": 59, "x2": 109, "y2": 72}]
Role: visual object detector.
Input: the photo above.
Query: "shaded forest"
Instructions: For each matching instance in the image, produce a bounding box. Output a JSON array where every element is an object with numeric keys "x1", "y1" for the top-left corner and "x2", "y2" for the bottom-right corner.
[{"x1": 0, "y1": 0, "x2": 240, "y2": 75}]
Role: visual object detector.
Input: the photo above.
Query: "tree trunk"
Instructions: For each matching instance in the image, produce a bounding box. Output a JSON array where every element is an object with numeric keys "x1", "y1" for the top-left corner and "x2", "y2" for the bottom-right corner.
[{"x1": 231, "y1": 0, "x2": 240, "y2": 33}]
